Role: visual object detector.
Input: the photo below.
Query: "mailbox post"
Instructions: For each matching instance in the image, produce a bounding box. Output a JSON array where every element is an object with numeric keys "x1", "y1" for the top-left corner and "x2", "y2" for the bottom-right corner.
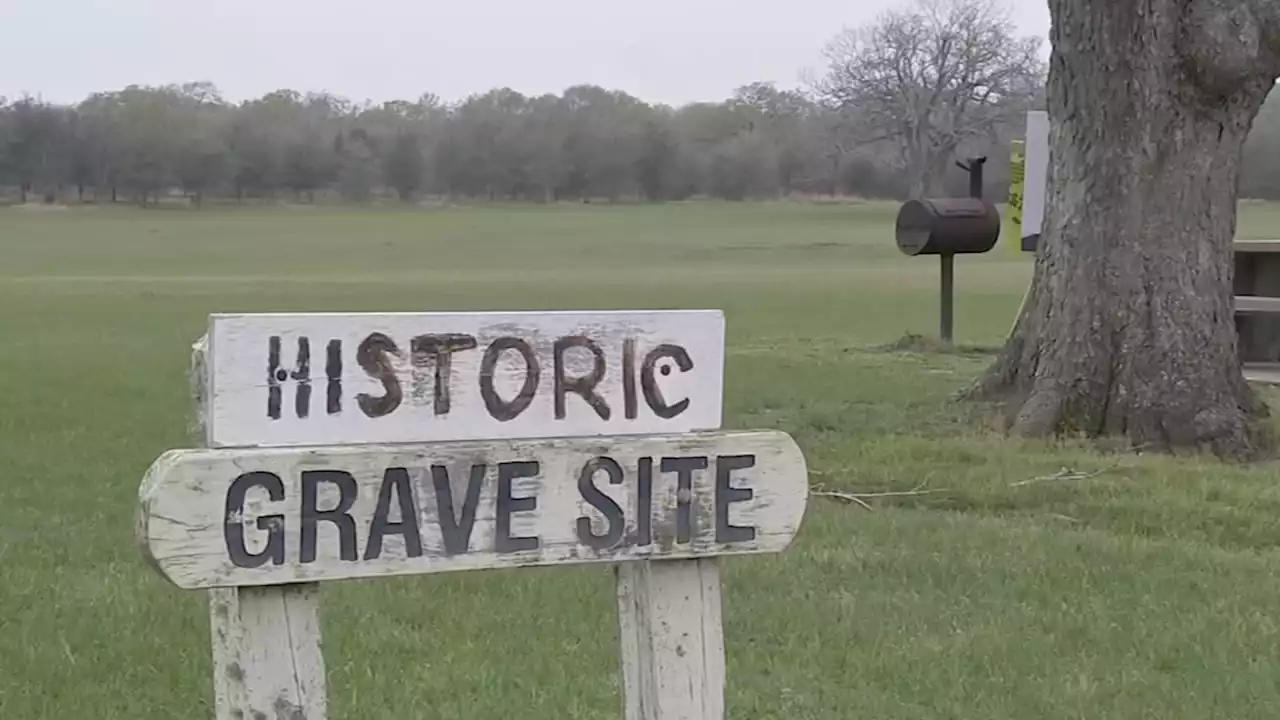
[{"x1": 894, "y1": 157, "x2": 1001, "y2": 344}]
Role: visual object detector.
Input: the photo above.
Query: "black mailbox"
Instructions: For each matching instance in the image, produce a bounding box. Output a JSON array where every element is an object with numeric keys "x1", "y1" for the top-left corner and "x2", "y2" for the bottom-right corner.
[
  {"x1": 894, "y1": 197, "x2": 1001, "y2": 256},
  {"x1": 892, "y1": 156, "x2": 1000, "y2": 345}
]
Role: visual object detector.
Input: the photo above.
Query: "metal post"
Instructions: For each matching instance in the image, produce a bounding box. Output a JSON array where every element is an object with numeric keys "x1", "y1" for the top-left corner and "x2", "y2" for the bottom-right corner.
[
  {"x1": 940, "y1": 253, "x2": 954, "y2": 344},
  {"x1": 967, "y1": 157, "x2": 986, "y2": 199},
  {"x1": 933, "y1": 156, "x2": 985, "y2": 345}
]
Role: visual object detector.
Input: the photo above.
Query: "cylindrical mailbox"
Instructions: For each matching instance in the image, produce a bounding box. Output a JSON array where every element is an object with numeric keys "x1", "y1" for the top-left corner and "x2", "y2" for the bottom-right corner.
[{"x1": 894, "y1": 198, "x2": 1001, "y2": 256}]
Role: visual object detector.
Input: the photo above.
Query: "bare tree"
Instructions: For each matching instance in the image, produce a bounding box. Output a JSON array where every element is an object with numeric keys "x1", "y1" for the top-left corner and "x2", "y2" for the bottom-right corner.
[
  {"x1": 967, "y1": 0, "x2": 1280, "y2": 459},
  {"x1": 814, "y1": 0, "x2": 1044, "y2": 198}
]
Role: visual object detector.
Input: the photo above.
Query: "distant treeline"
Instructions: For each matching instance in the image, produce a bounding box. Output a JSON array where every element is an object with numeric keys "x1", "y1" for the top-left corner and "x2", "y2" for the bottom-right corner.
[
  {"x1": 6, "y1": 79, "x2": 1280, "y2": 207},
  {"x1": 0, "y1": 81, "x2": 1022, "y2": 207}
]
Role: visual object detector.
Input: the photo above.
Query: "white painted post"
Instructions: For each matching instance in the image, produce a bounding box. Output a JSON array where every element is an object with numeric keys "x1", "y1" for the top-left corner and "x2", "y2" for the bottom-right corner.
[
  {"x1": 617, "y1": 560, "x2": 726, "y2": 720},
  {"x1": 610, "y1": 305, "x2": 731, "y2": 720},
  {"x1": 191, "y1": 336, "x2": 327, "y2": 720},
  {"x1": 209, "y1": 586, "x2": 326, "y2": 719}
]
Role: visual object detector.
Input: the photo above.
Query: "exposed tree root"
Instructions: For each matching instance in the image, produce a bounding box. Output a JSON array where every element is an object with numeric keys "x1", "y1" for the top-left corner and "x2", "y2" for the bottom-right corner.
[{"x1": 962, "y1": 347, "x2": 1273, "y2": 462}]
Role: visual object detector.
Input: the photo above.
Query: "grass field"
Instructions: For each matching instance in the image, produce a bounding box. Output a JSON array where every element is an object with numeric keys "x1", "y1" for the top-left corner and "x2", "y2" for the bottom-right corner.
[{"x1": 6, "y1": 200, "x2": 1280, "y2": 718}]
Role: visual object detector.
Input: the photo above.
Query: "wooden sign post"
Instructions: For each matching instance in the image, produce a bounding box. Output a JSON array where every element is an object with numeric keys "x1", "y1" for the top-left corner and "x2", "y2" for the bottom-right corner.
[{"x1": 141, "y1": 310, "x2": 808, "y2": 719}]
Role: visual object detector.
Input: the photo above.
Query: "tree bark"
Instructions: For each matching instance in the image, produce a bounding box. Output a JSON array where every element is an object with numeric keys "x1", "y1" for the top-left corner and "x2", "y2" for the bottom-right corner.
[{"x1": 967, "y1": 0, "x2": 1280, "y2": 459}]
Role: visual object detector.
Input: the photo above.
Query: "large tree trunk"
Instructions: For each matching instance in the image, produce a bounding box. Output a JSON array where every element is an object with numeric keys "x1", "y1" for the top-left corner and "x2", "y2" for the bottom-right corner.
[{"x1": 967, "y1": 0, "x2": 1280, "y2": 459}]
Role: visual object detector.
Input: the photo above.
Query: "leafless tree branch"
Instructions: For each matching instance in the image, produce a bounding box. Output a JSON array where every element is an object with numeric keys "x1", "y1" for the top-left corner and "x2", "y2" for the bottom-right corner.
[{"x1": 812, "y1": 0, "x2": 1045, "y2": 197}]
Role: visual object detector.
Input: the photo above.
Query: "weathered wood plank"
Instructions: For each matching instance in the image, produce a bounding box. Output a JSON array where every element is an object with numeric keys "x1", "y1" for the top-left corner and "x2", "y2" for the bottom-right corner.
[
  {"x1": 205, "y1": 310, "x2": 725, "y2": 448},
  {"x1": 1242, "y1": 362, "x2": 1280, "y2": 384},
  {"x1": 1235, "y1": 295, "x2": 1280, "y2": 313},
  {"x1": 191, "y1": 335, "x2": 328, "y2": 720},
  {"x1": 618, "y1": 560, "x2": 726, "y2": 720},
  {"x1": 137, "y1": 430, "x2": 808, "y2": 590},
  {"x1": 1234, "y1": 240, "x2": 1280, "y2": 253},
  {"x1": 1233, "y1": 251, "x2": 1280, "y2": 360},
  {"x1": 210, "y1": 585, "x2": 326, "y2": 720}
]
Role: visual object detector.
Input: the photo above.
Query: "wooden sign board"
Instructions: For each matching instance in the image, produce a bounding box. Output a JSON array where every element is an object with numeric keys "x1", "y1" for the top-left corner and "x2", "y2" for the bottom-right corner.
[
  {"x1": 138, "y1": 430, "x2": 807, "y2": 590},
  {"x1": 143, "y1": 308, "x2": 805, "y2": 720},
  {"x1": 202, "y1": 310, "x2": 725, "y2": 448},
  {"x1": 1020, "y1": 110, "x2": 1048, "y2": 252}
]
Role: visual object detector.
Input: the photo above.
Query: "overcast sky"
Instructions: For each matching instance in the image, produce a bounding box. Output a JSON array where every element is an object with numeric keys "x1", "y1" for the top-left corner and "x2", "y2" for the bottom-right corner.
[{"x1": 0, "y1": 0, "x2": 1049, "y2": 107}]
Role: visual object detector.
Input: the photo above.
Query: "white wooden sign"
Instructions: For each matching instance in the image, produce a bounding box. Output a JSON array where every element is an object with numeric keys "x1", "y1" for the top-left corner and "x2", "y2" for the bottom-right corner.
[
  {"x1": 203, "y1": 310, "x2": 725, "y2": 448},
  {"x1": 1022, "y1": 110, "x2": 1048, "y2": 251},
  {"x1": 138, "y1": 430, "x2": 807, "y2": 590},
  {"x1": 143, "y1": 308, "x2": 809, "y2": 720}
]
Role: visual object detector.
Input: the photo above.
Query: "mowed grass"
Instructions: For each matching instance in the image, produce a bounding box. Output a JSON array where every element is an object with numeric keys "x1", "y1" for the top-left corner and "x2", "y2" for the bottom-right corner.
[{"x1": 5, "y1": 200, "x2": 1280, "y2": 718}]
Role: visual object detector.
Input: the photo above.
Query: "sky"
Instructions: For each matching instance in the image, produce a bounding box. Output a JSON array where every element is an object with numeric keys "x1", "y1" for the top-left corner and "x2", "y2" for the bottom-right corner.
[{"x1": 0, "y1": 0, "x2": 1050, "y2": 107}]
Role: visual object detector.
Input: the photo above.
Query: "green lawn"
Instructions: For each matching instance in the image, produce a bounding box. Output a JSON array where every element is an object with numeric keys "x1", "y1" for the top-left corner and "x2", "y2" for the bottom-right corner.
[{"x1": 4, "y1": 200, "x2": 1280, "y2": 718}]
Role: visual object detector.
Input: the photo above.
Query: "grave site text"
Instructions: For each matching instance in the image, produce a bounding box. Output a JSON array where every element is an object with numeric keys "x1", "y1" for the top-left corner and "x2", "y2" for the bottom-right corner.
[{"x1": 225, "y1": 451, "x2": 761, "y2": 568}]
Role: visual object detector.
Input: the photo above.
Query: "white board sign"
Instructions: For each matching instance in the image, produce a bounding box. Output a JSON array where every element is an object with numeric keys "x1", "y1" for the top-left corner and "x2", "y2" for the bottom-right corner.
[
  {"x1": 137, "y1": 430, "x2": 808, "y2": 589},
  {"x1": 203, "y1": 310, "x2": 725, "y2": 448},
  {"x1": 1022, "y1": 110, "x2": 1048, "y2": 251}
]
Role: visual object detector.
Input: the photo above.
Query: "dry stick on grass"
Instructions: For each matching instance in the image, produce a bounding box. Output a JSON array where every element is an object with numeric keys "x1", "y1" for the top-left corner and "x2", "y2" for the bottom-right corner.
[
  {"x1": 811, "y1": 483, "x2": 949, "y2": 511},
  {"x1": 812, "y1": 491, "x2": 874, "y2": 510},
  {"x1": 1009, "y1": 468, "x2": 1107, "y2": 488}
]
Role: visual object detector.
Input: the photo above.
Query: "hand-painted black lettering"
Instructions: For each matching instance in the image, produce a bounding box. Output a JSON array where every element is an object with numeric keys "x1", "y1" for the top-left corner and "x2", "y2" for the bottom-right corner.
[
  {"x1": 496, "y1": 461, "x2": 540, "y2": 552},
  {"x1": 267, "y1": 335, "x2": 312, "y2": 419},
  {"x1": 356, "y1": 332, "x2": 402, "y2": 418},
  {"x1": 224, "y1": 471, "x2": 286, "y2": 569},
  {"x1": 554, "y1": 336, "x2": 610, "y2": 420},
  {"x1": 364, "y1": 467, "x2": 424, "y2": 560},
  {"x1": 325, "y1": 339, "x2": 342, "y2": 415},
  {"x1": 300, "y1": 470, "x2": 359, "y2": 563},
  {"x1": 410, "y1": 334, "x2": 478, "y2": 416},
  {"x1": 714, "y1": 455, "x2": 757, "y2": 543},
  {"x1": 623, "y1": 338, "x2": 638, "y2": 420},
  {"x1": 293, "y1": 337, "x2": 311, "y2": 418},
  {"x1": 641, "y1": 344, "x2": 694, "y2": 419},
  {"x1": 479, "y1": 337, "x2": 540, "y2": 421},
  {"x1": 634, "y1": 456, "x2": 653, "y2": 546},
  {"x1": 661, "y1": 456, "x2": 707, "y2": 544},
  {"x1": 267, "y1": 335, "x2": 282, "y2": 419},
  {"x1": 432, "y1": 463, "x2": 486, "y2": 555},
  {"x1": 576, "y1": 456, "x2": 626, "y2": 550}
]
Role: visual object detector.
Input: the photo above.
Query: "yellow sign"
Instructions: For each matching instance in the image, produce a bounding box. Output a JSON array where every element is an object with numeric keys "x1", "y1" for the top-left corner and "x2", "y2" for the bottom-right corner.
[{"x1": 1007, "y1": 139, "x2": 1025, "y2": 256}]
